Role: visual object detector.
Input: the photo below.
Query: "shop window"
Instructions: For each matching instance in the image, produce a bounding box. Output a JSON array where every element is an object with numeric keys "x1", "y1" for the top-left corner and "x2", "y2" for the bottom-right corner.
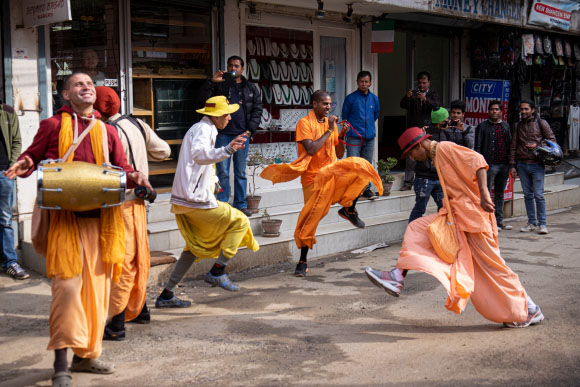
[
  {"x1": 245, "y1": 26, "x2": 313, "y2": 161},
  {"x1": 50, "y1": 0, "x2": 121, "y2": 113},
  {"x1": 320, "y1": 36, "x2": 346, "y2": 117},
  {"x1": 131, "y1": 1, "x2": 212, "y2": 188}
]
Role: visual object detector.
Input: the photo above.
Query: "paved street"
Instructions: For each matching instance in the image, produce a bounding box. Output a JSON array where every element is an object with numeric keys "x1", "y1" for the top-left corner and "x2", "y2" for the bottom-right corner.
[{"x1": 1, "y1": 206, "x2": 580, "y2": 387}]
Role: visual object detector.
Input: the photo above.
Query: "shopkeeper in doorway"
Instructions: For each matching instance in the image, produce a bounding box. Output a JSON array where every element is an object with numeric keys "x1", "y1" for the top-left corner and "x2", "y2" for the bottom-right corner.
[{"x1": 199, "y1": 56, "x2": 262, "y2": 217}]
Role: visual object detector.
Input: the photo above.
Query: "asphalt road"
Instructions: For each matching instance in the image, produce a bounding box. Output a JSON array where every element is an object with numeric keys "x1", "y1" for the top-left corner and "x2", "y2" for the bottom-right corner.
[{"x1": 1, "y1": 207, "x2": 579, "y2": 387}]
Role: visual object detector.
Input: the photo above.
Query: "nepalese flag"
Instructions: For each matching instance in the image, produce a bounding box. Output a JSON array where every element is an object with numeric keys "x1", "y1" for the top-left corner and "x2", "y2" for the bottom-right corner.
[{"x1": 371, "y1": 20, "x2": 394, "y2": 53}]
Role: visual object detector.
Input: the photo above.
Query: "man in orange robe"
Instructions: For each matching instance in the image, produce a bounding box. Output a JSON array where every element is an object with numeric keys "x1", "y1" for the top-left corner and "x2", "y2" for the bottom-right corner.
[
  {"x1": 261, "y1": 90, "x2": 382, "y2": 277},
  {"x1": 5, "y1": 73, "x2": 152, "y2": 386},
  {"x1": 365, "y1": 127, "x2": 543, "y2": 328}
]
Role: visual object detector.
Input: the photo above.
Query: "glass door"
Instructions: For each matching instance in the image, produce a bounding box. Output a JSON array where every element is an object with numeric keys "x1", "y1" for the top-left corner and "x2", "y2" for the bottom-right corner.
[{"x1": 319, "y1": 36, "x2": 347, "y2": 117}]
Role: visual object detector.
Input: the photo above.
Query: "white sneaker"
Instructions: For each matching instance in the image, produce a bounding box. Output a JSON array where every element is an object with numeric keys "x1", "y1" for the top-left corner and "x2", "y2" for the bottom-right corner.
[
  {"x1": 537, "y1": 225, "x2": 549, "y2": 235},
  {"x1": 498, "y1": 223, "x2": 512, "y2": 231},
  {"x1": 520, "y1": 223, "x2": 537, "y2": 233}
]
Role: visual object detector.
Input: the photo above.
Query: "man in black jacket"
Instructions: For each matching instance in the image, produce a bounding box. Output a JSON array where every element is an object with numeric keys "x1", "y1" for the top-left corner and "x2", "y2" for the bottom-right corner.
[
  {"x1": 199, "y1": 56, "x2": 262, "y2": 216},
  {"x1": 475, "y1": 100, "x2": 512, "y2": 231},
  {"x1": 399, "y1": 71, "x2": 440, "y2": 190}
]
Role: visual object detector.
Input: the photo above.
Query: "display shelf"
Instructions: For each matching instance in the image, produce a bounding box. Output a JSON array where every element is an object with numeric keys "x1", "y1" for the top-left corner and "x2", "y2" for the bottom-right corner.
[
  {"x1": 133, "y1": 73, "x2": 206, "y2": 79},
  {"x1": 133, "y1": 107, "x2": 153, "y2": 116},
  {"x1": 132, "y1": 46, "x2": 207, "y2": 54},
  {"x1": 131, "y1": 17, "x2": 206, "y2": 29},
  {"x1": 149, "y1": 160, "x2": 178, "y2": 175},
  {"x1": 165, "y1": 139, "x2": 183, "y2": 145}
]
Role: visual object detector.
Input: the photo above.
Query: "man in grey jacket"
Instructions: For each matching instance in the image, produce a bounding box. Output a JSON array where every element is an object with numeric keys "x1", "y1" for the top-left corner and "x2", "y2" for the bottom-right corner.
[{"x1": 156, "y1": 96, "x2": 259, "y2": 308}]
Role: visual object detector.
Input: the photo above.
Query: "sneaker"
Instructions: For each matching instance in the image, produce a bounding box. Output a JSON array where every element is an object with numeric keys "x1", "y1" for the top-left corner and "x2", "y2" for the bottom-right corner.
[
  {"x1": 338, "y1": 207, "x2": 365, "y2": 228},
  {"x1": 400, "y1": 184, "x2": 413, "y2": 191},
  {"x1": 294, "y1": 261, "x2": 308, "y2": 277},
  {"x1": 520, "y1": 223, "x2": 537, "y2": 233},
  {"x1": 362, "y1": 189, "x2": 379, "y2": 200},
  {"x1": 240, "y1": 208, "x2": 254, "y2": 217},
  {"x1": 103, "y1": 326, "x2": 126, "y2": 341},
  {"x1": 503, "y1": 306, "x2": 544, "y2": 328},
  {"x1": 498, "y1": 223, "x2": 512, "y2": 231},
  {"x1": 537, "y1": 225, "x2": 549, "y2": 235},
  {"x1": 155, "y1": 294, "x2": 192, "y2": 308},
  {"x1": 365, "y1": 267, "x2": 403, "y2": 297},
  {"x1": 129, "y1": 308, "x2": 150, "y2": 324},
  {"x1": 4, "y1": 262, "x2": 30, "y2": 280},
  {"x1": 204, "y1": 272, "x2": 240, "y2": 291}
]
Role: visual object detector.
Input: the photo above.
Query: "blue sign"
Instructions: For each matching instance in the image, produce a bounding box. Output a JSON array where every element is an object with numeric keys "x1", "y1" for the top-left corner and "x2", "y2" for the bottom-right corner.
[{"x1": 464, "y1": 79, "x2": 511, "y2": 127}]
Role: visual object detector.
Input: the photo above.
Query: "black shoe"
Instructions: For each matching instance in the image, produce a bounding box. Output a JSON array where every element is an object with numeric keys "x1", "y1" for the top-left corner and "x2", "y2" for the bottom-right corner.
[
  {"x1": 338, "y1": 207, "x2": 365, "y2": 228},
  {"x1": 4, "y1": 263, "x2": 30, "y2": 280},
  {"x1": 294, "y1": 261, "x2": 308, "y2": 277},
  {"x1": 129, "y1": 309, "x2": 150, "y2": 324},
  {"x1": 240, "y1": 208, "x2": 254, "y2": 217},
  {"x1": 103, "y1": 326, "x2": 126, "y2": 341},
  {"x1": 400, "y1": 184, "x2": 413, "y2": 191},
  {"x1": 362, "y1": 189, "x2": 379, "y2": 200}
]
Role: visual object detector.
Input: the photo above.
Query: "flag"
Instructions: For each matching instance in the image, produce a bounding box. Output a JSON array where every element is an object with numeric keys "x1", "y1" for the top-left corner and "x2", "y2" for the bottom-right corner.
[{"x1": 371, "y1": 20, "x2": 394, "y2": 53}]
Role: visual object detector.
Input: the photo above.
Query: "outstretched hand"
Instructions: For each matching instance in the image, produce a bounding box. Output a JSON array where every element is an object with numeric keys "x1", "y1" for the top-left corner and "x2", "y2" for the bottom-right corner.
[
  {"x1": 4, "y1": 156, "x2": 33, "y2": 179},
  {"x1": 229, "y1": 135, "x2": 247, "y2": 151}
]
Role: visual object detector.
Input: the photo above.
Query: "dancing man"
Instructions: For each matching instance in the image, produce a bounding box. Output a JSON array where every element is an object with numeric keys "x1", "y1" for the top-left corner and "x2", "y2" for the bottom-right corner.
[
  {"x1": 365, "y1": 127, "x2": 543, "y2": 328},
  {"x1": 261, "y1": 90, "x2": 381, "y2": 277},
  {"x1": 156, "y1": 96, "x2": 259, "y2": 308}
]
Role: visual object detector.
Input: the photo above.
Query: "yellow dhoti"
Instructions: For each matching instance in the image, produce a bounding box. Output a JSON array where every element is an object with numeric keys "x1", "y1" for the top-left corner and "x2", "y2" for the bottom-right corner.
[
  {"x1": 47, "y1": 218, "x2": 110, "y2": 359},
  {"x1": 172, "y1": 202, "x2": 259, "y2": 260},
  {"x1": 108, "y1": 200, "x2": 149, "y2": 321}
]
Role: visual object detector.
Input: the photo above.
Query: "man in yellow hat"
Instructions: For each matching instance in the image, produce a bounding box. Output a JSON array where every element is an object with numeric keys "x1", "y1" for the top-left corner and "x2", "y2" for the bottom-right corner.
[{"x1": 155, "y1": 96, "x2": 260, "y2": 307}]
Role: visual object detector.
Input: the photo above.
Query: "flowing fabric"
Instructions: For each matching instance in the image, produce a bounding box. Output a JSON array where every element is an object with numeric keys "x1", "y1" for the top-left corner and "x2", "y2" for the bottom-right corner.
[
  {"x1": 397, "y1": 142, "x2": 527, "y2": 323},
  {"x1": 46, "y1": 112, "x2": 125, "y2": 282},
  {"x1": 108, "y1": 200, "x2": 150, "y2": 321},
  {"x1": 172, "y1": 202, "x2": 259, "y2": 260}
]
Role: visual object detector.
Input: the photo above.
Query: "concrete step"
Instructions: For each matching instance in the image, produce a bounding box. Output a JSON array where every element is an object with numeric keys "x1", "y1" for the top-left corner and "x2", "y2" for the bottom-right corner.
[
  {"x1": 510, "y1": 183, "x2": 580, "y2": 217},
  {"x1": 512, "y1": 171, "x2": 563, "y2": 192}
]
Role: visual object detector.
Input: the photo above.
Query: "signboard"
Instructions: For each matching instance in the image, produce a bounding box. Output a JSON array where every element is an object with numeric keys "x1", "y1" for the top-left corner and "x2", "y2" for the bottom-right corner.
[
  {"x1": 528, "y1": 0, "x2": 580, "y2": 32},
  {"x1": 492, "y1": 175, "x2": 514, "y2": 201},
  {"x1": 23, "y1": 0, "x2": 71, "y2": 28},
  {"x1": 464, "y1": 79, "x2": 511, "y2": 127},
  {"x1": 430, "y1": 0, "x2": 523, "y2": 26}
]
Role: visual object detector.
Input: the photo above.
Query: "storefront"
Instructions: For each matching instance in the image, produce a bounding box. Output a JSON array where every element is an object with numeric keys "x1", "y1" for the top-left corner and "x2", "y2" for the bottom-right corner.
[{"x1": 47, "y1": 0, "x2": 217, "y2": 190}]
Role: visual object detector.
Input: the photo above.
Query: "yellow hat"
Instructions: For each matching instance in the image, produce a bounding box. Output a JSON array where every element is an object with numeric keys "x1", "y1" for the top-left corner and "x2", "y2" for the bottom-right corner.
[{"x1": 196, "y1": 96, "x2": 239, "y2": 116}]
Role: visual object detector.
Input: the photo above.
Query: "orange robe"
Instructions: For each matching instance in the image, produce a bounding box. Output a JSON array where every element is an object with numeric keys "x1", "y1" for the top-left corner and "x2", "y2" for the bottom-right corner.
[
  {"x1": 261, "y1": 110, "x2": 382, "y2": 248},
  {"x1": 108, "y1": 200, "x2": 150, "y2": 322},
  {"x1": 397, "y1": 141, "x2": 527, "y2": 323}
]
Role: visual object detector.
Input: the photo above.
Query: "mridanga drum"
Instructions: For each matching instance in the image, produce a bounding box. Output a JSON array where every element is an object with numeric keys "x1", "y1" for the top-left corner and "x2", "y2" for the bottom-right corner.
[{"x1": 37, "y1": 160, "x2": 126, "y2": 211}]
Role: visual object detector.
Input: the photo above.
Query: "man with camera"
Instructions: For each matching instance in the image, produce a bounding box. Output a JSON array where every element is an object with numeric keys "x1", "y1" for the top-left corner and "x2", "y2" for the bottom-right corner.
[
  {"x1": 445, "y1": 100, "x2": 474, "y2": 149},
  {"x1": 474, "y1": 100, "x2": 512, "y2": 231},
  {"x1": 94, "y1": 86, "x2": 171, "y2": 341},
  {"x1": 199, "y1": 56, "x2": 262, "y2": 216},
  {"x1": 399, "y1": 71, "x2": 440, "y2": 190}
]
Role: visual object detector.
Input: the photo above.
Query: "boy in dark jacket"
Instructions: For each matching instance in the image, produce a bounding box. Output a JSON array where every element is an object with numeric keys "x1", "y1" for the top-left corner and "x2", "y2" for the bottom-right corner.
[
  {"x1": 475, "y1": 100, "x2": 512, "y2": 231},
  {"x1": 199, "y1": 56, "x2": 262, "y2": 216}
]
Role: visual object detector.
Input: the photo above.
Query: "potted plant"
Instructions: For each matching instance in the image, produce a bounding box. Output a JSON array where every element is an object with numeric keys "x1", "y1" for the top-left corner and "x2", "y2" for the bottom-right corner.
[
  {"x1": 377, "y1": 157, "x2": 398, "y2": 196},
  {"x1": 261, "y1": 208, "x2": 282, "y2": 237},
  {"x1": 246, "y1": 150, "x2": 271, "y2": 213}
]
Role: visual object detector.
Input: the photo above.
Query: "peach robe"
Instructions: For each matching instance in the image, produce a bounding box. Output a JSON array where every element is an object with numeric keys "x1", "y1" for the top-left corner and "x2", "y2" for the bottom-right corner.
[
  {"x1": 261, "y1": 110, "x2": 382, "y2": 249},
  {"x1": 397, "y1": 141, "x2": 528, "y2": 323},
  {"x1": 48, "y1": 218, "x2": 110, "y2": 358},
  {"x1": 108, "y1": 200, "x2": 150, "y2": 322}
]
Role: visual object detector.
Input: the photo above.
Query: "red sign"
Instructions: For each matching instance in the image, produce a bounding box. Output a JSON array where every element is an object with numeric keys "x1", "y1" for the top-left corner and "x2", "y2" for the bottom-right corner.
[{"x1": 491, "y1": 175, "x2": 514, "y2": 201}]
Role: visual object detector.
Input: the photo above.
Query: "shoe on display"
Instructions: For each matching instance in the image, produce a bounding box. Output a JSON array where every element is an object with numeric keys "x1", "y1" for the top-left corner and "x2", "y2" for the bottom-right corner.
[
  {"x1": 520, "y1": 223, "x2": 537, "y2": 233},
  {"x1": 338, "y1": 207, "x2": 365, "y2": 228},
  {"x1": 537, "y1": 225, "x2": 549, "y2": 235},
  {"x1": 365, "y1": 267, "x2": 403, "y2": 297},
  {"x1": 4, "y1": 262, "x2": 30, "y2": 280},
  {"x1": 503, "y1": 306, "x2": 544, "y2": 328}
]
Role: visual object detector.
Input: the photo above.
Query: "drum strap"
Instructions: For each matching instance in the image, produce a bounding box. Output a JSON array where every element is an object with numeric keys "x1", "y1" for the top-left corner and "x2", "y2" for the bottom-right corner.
[{"x1": 62, "y1": 118, "x2": 109, "y2": 164}]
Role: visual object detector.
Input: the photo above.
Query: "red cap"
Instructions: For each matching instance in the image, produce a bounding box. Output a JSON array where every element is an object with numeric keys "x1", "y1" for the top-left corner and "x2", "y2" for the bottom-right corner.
[
  {"x1": 94, "y1": 86, "x2": 121, "y2": 117},
  {"x1": 398, "y1": 127, "x2": 431, "y2": 159}
]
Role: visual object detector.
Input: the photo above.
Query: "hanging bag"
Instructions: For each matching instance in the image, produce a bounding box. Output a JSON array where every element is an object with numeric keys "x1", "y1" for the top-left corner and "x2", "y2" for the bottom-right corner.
[{"x1": 426, "y1": 143, "x2": 459, "y2": 264}]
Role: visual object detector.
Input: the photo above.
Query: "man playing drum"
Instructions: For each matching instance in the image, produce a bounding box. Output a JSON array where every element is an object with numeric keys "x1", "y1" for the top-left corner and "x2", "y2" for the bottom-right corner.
[{"x1": 5, "y1": 73, "x2": 152, "y2": 387}]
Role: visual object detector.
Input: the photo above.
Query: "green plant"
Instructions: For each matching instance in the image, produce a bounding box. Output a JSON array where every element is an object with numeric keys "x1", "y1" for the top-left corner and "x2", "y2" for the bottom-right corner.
[{"x1": 377, "y1": 157, "x2": 398, "y2": 184}]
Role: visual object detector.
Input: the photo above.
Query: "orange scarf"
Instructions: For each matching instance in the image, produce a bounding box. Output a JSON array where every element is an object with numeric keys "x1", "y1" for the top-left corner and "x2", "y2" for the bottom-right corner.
[{"x1": 45, "y1": 112, "x2": 125, "y2": 282}]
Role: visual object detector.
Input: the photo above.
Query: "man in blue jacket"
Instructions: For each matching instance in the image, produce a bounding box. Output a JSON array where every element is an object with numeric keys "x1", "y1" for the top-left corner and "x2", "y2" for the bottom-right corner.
[{"x1": 341, "y1": 71, "x2": 381, "y2": 199}]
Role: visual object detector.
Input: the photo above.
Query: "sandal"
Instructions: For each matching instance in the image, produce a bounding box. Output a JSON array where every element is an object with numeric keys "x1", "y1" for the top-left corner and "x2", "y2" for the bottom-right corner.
[
  {"x1": 52, "y1": 371, "x2": 72, "y2": 387},
  {"x1": 204, "y1": 272, "x2": 240, "y2": 291},
  {"x1": 70, "y1": 358, "x2": 115, "y2": 374}
]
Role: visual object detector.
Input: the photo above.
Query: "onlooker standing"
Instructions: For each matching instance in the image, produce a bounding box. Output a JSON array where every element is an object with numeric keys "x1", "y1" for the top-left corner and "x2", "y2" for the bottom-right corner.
[
  {"x1": 399, "y1": 71, "x2": 440, "y2": 190},
  {"x1": 510, "y1": 100, "x2": 556, "y2": 235},
  {"x1": 199, "y1": 56, "x2": 262, "y2": 216},
  {"x1": 446, "y1": 100, "x2": 475, "y2": 149},
  {"x1": 342, "y1": 71, "x2": 381, "y2": 199},
  {"x1": 475, "y1": 100, "x2": 512, "y2": 231},
  {"x1": 0, "y1": 102, "x2": 28, "y2": 280}
]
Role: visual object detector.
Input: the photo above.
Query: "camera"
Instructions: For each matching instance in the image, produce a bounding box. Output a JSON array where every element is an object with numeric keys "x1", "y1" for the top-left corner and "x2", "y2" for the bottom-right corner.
[
  {"x1": 222, "y1": 71, "x2": 237, "y2": 81},
  {"x1": 449, "y1": 120, "x2": 459, "y2": 126},
  {"x1": 135, "y1": 186, "x2": 157, "y2": 203}
]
